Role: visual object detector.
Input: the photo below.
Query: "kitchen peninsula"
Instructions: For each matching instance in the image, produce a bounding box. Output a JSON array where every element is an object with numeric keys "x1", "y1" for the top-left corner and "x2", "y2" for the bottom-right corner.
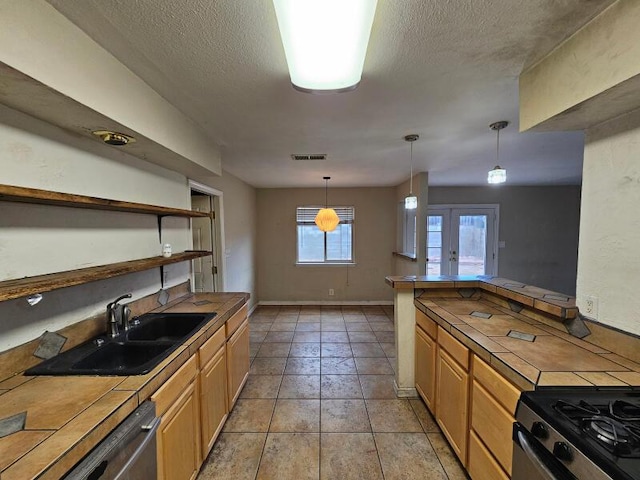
[{"x1": 386, "y1": 274, "x2": 640, "y2": 479}]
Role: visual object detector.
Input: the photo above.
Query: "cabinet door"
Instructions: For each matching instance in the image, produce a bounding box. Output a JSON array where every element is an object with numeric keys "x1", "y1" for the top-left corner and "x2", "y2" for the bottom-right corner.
[
  {"x1": 436, "y1": 348, "x2": 469, "y2": 464},
  {"x1": 200, "y1": 346, "x2": 228, "y2": 456},
  {"x1": 415, "y1": 326, "x2": 437, "y2": 413},
  {"x1": 468, "y1": 430, "x2": 509, "y2": 480},
  {"x1": 226, "y1": 318, "x2": 250, "y2": 408},
  {"x1": 157, "y1": 381, "x2": 201, "y2": 480}
]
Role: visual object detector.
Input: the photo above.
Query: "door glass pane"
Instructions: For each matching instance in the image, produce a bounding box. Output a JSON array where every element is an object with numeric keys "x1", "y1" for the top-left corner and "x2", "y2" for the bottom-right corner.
[
  {"x1": 427, "y1": 216, "x2": 443, "y2": 275},
  {"x1": 457, "y1": 215, "x2": 487, "y2": 275}
]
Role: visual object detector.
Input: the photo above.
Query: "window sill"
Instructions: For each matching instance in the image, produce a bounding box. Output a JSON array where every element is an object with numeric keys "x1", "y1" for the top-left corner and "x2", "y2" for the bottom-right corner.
[
  {"x1": 392, "y1": 252, "x2": 417, "y2": 262},
  {"x1": 296, "y1": 262, "x2": 356, "y2": 267}
]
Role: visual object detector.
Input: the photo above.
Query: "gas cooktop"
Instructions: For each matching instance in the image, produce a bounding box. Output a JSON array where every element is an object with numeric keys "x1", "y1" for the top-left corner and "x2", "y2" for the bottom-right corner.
[{"x1": 519, "y1": 387, "x2": 640, "y2": 480}]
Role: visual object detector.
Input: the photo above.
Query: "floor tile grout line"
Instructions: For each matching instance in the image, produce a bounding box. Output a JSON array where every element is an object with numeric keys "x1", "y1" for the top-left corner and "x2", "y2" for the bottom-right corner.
[{"x1": 252, "y1": 405, "x2": 274, "y2": 480}]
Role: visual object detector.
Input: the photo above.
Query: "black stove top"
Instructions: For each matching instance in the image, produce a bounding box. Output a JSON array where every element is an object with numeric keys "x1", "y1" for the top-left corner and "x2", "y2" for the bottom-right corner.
[{"x1": 520, "y1": 387, "x2": 640, "y2": 480}]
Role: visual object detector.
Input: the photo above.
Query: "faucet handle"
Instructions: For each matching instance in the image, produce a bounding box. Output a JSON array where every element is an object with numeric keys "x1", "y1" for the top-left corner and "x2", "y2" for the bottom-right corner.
[
  {"x1": 112, "y1": 293, "x2": 132, "y2": 306},
  {"x1": 122, "y1": 305, "x2": 132, "y2": 331}
]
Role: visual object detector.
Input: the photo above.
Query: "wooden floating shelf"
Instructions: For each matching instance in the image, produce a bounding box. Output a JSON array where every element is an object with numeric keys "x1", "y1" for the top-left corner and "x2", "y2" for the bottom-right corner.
[
  {"x1": 0, "y1": 251, "x2": 212, "y2": 302},
  {"x1": 0, "y1": 184, "x2": 209, "y2": 218}
]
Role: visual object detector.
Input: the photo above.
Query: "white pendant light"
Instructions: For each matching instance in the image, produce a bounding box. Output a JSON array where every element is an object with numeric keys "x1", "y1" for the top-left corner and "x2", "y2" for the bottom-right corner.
[
  {"x1": 272, "y1": 0, "x2": 378, "y2": 93},
  {"x1": 315, "y1": 177, "x2": 340, "y2": 232},
  {"x1": 404, "y1": 134, "x2": 419, "y2": 210},
  {"x1": 487, "y1": 121, "x2": 508, "y2": 184}
]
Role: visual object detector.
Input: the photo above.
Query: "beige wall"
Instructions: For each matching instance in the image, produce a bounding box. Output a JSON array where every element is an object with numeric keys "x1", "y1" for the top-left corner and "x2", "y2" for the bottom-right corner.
[
  {"x1": 0, "y1": 105, "x2": 188, "y2": 351},
  {"x1": 195, "y1": 171, "x2": 258, "y2": 311},
  {"x1": 429, "y1": 186, "x2": 581, "y2": 295},
  {"x1": 0, "y1": 105, "x2": 257, "y2": 351},
  {"x1": 257, "y1": 187, "x2": 395, "y2": 303},
  {"x1": 577, "y1": 108, "x2": 640, "y2": 335}
]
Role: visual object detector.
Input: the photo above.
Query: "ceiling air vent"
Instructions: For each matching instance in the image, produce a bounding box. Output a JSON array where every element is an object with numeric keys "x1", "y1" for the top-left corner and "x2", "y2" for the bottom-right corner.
[{"x1": 291, "y1": 154, "x2": 327, "y2": 161}]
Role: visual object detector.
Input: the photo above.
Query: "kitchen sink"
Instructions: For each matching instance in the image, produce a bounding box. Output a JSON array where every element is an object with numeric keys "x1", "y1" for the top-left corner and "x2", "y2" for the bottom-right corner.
[
  {"x1": 126, "y1": 313, "x2": 209, "y2": 342},
  {"x1": 70, "y1": 342, "x2": 175, "y2": 373},
  {"x1": 25, "y1": 312, "x2": 216, "y2": 376}
]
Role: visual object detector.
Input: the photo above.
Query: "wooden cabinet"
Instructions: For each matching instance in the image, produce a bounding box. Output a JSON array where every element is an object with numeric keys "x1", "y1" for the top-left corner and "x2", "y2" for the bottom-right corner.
[
  {"x1": 152, "y1": 302, "x2": 250, "y2": 479},
  {"x1": 226, "y1": 318, "x2": 250, "y2": 408},
  {"x1": 468, "y1": 430, "x2": 509, "y2": 480},
  {"x1": 415, "y1": 309, "x2": 437, "y2": 413},
  {"x1": 199, "y1": 326, "x2": 228, "y2": 457},
  {"x1": 469, "y1": 355, "x2": 521, "y2": 479},
  {"x1": 435, "y1": 326, "x2": 470, "y2": 465},
  {"x1": 152, "y1": 355, "x2": 201, "y2": 480}
]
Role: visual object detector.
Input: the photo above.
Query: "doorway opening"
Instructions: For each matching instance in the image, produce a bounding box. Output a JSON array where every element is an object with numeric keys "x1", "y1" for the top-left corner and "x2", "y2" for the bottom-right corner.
[
  {"x1": 189, "y1": 181, "x2": 225, "y2": 292},
  {"x1": 427, "y1": 205, "x2": 499, "y2": 276}
]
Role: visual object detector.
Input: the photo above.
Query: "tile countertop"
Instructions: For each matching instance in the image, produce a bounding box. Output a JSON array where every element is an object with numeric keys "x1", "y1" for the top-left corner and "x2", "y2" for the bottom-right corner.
[
  {"x1": 404, "y1": 277, "x2": 640, "y2": 392},
  {"x1": 0, "y1": 292, "x2": 249, "y2": 480},
  {"x1": 386, "y1": 274, "x2": 578, "y2": 319}
]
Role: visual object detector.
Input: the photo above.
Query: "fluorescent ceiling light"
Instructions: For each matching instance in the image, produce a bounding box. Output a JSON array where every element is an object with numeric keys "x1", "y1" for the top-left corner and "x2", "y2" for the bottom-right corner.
[{"x1": 273, "y1": 0, "x2": 378, "y2": 93}]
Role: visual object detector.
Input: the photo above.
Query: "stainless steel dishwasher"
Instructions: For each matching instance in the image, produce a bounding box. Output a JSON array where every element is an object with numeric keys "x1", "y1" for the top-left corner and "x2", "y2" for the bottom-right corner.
[{"x1": 64, "y1": 401, "x2": 160, "y2": 480}]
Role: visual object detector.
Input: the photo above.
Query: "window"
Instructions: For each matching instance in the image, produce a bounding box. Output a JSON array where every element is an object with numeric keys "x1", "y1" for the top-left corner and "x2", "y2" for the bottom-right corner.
[
  {"x1": 396, "y1": 202, "x2": 417, "y2": 258},
  {"x1": 296, "y1": 206, "x2": 354, "y2": 263}
]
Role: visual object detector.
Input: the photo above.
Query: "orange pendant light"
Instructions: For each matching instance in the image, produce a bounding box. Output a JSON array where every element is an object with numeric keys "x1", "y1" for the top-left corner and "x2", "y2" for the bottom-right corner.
[{"x1": 315, "y1": 177, "x2": 340, "y2": 232}]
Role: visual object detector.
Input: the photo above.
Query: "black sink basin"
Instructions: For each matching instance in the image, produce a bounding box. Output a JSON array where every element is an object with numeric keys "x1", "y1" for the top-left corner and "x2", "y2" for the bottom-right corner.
[
  {"x1": 126, "y1": 313, "x2": 209, "y2": 342},
  {"x1": 25, "y1": 311, "x2": 216, "y2": 376},
  {"x1": 71, "y1": 342, "x2": 174, "y2": 373}
]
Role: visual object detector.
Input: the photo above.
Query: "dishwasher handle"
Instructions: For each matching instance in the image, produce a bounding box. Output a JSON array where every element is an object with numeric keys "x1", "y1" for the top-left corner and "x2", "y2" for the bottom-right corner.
[
  {"x1": 516, "y1": 427, "x2": 561, "y2": 480},
  {"x1": 112, "y1": 416, "x2": 160, "y2": 480}
]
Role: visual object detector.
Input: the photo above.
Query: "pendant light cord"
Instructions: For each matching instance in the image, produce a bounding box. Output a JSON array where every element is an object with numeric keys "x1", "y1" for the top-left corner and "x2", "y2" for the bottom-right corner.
[
  {"x1": 496, "y1": 127, "x2": 500, "y2": 165},
  {"x1": 325, "y1": 178, "x2": 328, "y2": 207},
  {"x1": 409, "y1": 141, "x2": 414, "y2": 195}
]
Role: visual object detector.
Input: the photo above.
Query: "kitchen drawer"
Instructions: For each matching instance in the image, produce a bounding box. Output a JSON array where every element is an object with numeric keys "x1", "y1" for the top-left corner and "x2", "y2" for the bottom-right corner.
[
  {"x1": 416, "y1": 308, "x2": 437, "y2": 339},
  {"x1": 199, "y1": 324, "x2": 225, "y2": 367},
  {"x1": 467, "y1": 430, "x2": 509, "y2": 480},
  {"x1": 473, "y1": 355, "x2": 521, "y2": 415},
  {"x1": 471, "y1": 379, "x2": 515, "y2": 474},
  {"x1": 437, "y1": 326, "x2": 469, "y2": 371},
  {"x1": 152, "y1": 354, "x2": 198, "y2": 416},
  {"x1": 225, "y1": 304, "x2": 248, "y2": 339}
]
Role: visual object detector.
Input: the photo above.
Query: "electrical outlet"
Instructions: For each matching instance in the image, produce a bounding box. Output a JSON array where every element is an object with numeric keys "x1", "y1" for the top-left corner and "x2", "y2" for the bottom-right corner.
[
  {"x1": 328, "y1": 288, "x2": 335, "y2": 296},
  {"x1": 585, "y1": 295, "x2": 599, "y2": 319}
]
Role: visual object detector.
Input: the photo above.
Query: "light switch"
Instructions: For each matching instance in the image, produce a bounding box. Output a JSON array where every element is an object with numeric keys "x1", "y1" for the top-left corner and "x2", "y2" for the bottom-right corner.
[{"x1": 498, "y1": 241, "x2": 506, "y2": 248}]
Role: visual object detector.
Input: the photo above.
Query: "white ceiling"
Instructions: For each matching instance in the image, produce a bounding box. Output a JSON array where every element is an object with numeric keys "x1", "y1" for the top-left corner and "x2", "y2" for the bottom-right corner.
[{"x1": 47, "y1": 0, "x2": 613, "y2": 188}]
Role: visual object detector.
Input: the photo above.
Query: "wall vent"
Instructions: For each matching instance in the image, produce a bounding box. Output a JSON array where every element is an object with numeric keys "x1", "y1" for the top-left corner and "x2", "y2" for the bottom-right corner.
[{"x1": 291, "y1": 154, "x2": 327, "y2": 161}]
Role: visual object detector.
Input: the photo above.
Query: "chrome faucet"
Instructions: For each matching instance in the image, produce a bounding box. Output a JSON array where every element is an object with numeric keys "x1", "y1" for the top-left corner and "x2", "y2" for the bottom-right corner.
[{"x1": 106, "y1": 294, "x2": 132, "y2": 338}]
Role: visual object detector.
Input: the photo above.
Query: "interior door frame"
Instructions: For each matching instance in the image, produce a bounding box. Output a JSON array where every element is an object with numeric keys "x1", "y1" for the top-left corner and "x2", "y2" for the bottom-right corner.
[
  {"x1": 428, "y1": 204, "x2": 500, "y2": 276},
  {"x1": 188, "y1": 180, "x2": 226, "y2": 291}
]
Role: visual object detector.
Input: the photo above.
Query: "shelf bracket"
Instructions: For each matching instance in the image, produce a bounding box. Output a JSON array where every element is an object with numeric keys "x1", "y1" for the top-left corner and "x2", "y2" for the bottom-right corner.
[
  {"x1": 157, "y1": 215, "x2": 163, "y2": 244},
  {"x1": 160, "y1": 264, "x2": 165, "y2": 289}
]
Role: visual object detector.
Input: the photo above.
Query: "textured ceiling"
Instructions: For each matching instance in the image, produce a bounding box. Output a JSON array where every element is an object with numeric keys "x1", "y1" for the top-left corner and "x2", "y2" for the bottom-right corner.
[{"x1": 46, "y1": 0, "x2": 613, "y2": 188}]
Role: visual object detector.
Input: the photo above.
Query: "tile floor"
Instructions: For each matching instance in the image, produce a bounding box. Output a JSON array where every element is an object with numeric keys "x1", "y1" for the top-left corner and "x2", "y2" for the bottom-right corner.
[{"x1": 198, "y1": 305, "x2": 468, "y2": 480}]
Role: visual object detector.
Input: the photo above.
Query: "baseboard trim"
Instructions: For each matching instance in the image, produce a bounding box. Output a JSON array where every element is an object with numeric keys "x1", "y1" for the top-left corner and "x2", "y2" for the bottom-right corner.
[
  {"x1": 394, "y1": 380, "x2": 418, "y2": 399},
  {"x1": 247, "y1": 302, "x2": 259, "y2": 317},
  {"x1": 258, "y1": 300, "x2": 394, "y2": 306}
]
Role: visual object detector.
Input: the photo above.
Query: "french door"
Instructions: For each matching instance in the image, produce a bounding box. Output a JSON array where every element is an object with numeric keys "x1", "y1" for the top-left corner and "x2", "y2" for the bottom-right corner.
[{"x1": 427, "y1": 206, "x2": 498, "y2": 276}]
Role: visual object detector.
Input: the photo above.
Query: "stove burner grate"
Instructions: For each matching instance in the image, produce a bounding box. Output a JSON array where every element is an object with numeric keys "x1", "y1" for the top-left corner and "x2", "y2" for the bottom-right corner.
[
  {"x1": 553, "y1": 398, "x2": 640, "y2": 457},
  {"x1": 611, "y1": 400, "x2": 640, "y2": 422}
]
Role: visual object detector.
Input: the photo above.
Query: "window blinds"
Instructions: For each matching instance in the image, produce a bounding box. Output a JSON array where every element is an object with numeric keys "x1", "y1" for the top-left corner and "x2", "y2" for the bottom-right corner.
[{"x1": 296, "y1": 207, "x2": 354, "y2": 225}]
